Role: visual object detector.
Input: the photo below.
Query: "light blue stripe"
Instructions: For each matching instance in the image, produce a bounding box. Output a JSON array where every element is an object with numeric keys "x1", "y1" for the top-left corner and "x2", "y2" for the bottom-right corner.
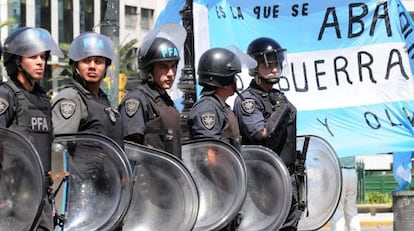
[{"x1": 298, "y1": 101, "x2": 414, "y2": 157}]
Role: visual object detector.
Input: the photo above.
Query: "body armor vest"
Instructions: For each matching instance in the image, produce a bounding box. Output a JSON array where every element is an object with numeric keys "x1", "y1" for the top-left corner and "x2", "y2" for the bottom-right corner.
[
  {"x1": 71, "y1": 84, "x2": 124, "y2": 149},
  {"x1": 247, "y1": 86, "x2": 297, "y2": 167},
  {"x1": 193, "y1": 95, "x2": 241, "y2": 150},
  {"x1": 138, "y1": 85, "x2": 181, "y2": 159},
  {"x1": 6, "y1": 80, "x2": 52, "y2": 171}
]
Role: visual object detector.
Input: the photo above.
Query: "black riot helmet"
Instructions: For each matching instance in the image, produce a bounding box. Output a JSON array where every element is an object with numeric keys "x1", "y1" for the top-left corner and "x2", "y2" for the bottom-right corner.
[
  {"x1": 247, "y1": 37, "x2": 288, "y2": 83},
  {"x1": 2, "y1": 27, "x2": 64, "y2": 75},
  {"x1": 138, "y1": 37, "x2": 180, "y2": 82},
  {"x1": 198, "y1": 48, "x2": 241, "y2": 88}
]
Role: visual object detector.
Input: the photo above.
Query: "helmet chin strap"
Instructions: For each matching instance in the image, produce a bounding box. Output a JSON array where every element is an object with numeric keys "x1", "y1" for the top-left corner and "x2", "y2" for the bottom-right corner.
[
  {"x1": 233, "y1": 83, "x2": 245, "y2": 101},
  {"x1": 147, "y1": 73, "x2": 165, "y2": 93},
  {"x1": 257, "y1": 72, "x2": 279, "y2": 85},
  {"x1": 17, "y1": 64, "x2": 35, "y2": 87}
]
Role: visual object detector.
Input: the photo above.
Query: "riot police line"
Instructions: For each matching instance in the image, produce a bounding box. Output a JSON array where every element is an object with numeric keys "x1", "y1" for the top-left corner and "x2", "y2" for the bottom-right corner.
[{"x1": 0, "y1": 127, "x2": 342, "y2": 231}]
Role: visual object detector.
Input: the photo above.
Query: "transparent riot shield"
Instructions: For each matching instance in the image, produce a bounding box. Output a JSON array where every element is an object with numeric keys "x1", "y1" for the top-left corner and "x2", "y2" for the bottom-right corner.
[
  {"x1": 122, "y1": 141, "x2": 199, "y2": 231},
  {"x1": 297, "y1": 135, "x2": 342, "y2": 231},
  {"x1": 52, "y1": 133, "x2": 133, "y2": 231},
  {"x1": 0, "y1": 127, "x2": 45, "y2": 231},
  {"x1": 182, "y1": 138, "x2": 248, "y2": 231},
  {"x1": 237, "y1": 145, "x2": 292, "y2": 231}
]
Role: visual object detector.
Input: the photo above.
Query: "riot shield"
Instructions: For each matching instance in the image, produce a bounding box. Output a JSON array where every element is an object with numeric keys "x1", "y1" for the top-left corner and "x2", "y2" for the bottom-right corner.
[
  {"x1": 52, "y1": 133, "x2": 133, "y2": 231},
  {"x1": 0, "y1": 127, "x2": 45, "y2": 231},
  {"x1": 237, "y1": 145, "x2": 292, "y2": 231},
  {"x1": 297, "y1": 135, "x2": 342, "y2": 231},
  {"x1": 122, "y1": 141, "x2": 199, "y2": 230},
  {"x1": 182, "y1": 138, "x2": 248, "y2": 231}
]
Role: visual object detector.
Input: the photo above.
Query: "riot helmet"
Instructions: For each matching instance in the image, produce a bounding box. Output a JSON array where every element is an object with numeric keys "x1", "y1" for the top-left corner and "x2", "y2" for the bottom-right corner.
[
  {"x1": 68, "y1": 32, "x2": 115, "y2": 66},
  {"x1": 2, "y1": 27, "x2": 64, "y2": 75},
  {"x1": 247, "y1": 37, "x2": 288, "y2": 84},
  {"x1": 138, "y1": 37, "x2": 180, "y2": 82},
  {"x1": 197, "y1": 48, "x2": 241, "y2": 88},
  {"x1": 68, "y1": 32, "x2": 115, "y2": 85}
]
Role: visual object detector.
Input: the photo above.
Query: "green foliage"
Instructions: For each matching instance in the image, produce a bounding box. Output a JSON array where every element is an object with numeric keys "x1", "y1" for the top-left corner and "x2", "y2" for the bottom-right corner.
[
  {"x1": 0, "y1": 18, "x2": 16, "y2": 28},
  {"x1": 119, "y1": 38, "x2": 141, "y2": 89},
  {"x1": 365, "y1": 192, "x2": 392, "y2": 204},
  {"x1": 119, "y1": 38, "x2": 138, "y2": 76}
]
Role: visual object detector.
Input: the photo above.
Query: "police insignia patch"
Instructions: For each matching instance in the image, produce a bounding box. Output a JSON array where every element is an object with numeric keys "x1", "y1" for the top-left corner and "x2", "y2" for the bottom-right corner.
[
  {"x1": 241, "y1": 99, "x2": 255, "y2": 114},
  {"x1": 0, "y1": 97, "x2": 9, "y2": 115},
  {"x1": 125, "y1": 98, "x2": 140, "y2": 117},
  {"x1": 60, "y1": 100, "x2": 76, "y2": 119},
  {"x1": 201, "y1": 112, "x2": 215, "y2": 130}
]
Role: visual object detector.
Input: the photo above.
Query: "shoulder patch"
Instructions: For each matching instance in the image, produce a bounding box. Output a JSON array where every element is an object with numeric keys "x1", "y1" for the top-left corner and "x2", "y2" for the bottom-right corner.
[
  {"x1": 0, "y1": 97, "x2": 9, "y2": 115},
  {"x1": 59, "y1": 99, "x2": 76, "y2": 119},
  {"x1": 201, "y1": 112, "x2": 216, "y2": 130},
  {"x1": 125, "y1": 98, "x2": 140, "y2": 117},
  {"x1": 241, "y1": 99, "x2": 255, "y2": 114}
]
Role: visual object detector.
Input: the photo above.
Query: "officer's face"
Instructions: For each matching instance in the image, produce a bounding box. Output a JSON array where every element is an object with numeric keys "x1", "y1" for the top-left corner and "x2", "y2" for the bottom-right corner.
[
  {"x1": 20, "y1": 52, "x2": 47, "y2": 81},
  {"x1": 152, "y1": 61, "x2": 177, "y2": 91},
  {"x1": 76, "y1": 56, "x2": 107, "y2": 83},
  {"x1": 257, "y1": 62, "x2": 280, "y2": 80}
]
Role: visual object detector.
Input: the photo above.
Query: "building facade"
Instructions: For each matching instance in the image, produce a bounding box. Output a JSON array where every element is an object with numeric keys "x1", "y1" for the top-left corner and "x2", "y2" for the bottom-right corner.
[{"x1": 0, "y1": 0, "x2": 168, "y2": 94}]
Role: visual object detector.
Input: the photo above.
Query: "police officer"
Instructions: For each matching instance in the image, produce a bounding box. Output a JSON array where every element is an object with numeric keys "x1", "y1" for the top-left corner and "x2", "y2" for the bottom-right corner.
[
  {"x1": 0, "y1": 27, "x2": 64, "y2": 231},
  {"x1": 188, "y1": 47, "x2": 243, "y2": 231},
  {"x1": 51, "y1": 32, "x2": 125, "y2": 230},
  {"x1": 233, "y1": 37, "x2": 301, "y2": 231},
  {"x1": 188, "y1": 47, "x2": 241, "y2": 150},
  {"x1": 51, "y1": 32, "x2": 123, "y2": 148},
  {"x1": 119, "y1": 36, "x2": 181, "y2": 158}
]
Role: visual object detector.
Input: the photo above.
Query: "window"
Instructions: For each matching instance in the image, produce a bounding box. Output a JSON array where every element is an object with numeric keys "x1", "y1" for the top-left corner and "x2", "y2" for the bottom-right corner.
[
  {"x1": 35, "y1": 0, "x2": 51, "y2": 31},
  {"x1": 58, "y1": 0, "x2": 73, "y2": 45},
  {"x1": 125, "y1": 5, "x2": 137, "y2": 30},
  {"x1": 140, "y1": 8, "x2": 154, "y2": 30},
  {"x1": 9, "y1": 0, "x2": 26, "y2": 28},
  {"x1": 80, "y1": 0, "x2": 94, "y2": 32}
]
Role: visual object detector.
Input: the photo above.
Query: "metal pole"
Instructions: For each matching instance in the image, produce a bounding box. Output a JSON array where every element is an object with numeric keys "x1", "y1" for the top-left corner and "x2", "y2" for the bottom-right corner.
[
  {"x1": 100, "y1": 0, "x2": 120, "y2": 107},
  {"x1": 179, "y1": 0, "x2": 196, "y2": 141}
]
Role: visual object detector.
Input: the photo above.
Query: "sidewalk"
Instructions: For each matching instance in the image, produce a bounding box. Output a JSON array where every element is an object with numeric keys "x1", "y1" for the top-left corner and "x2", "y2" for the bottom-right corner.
[{"x1": 320, "y1": 212, "x2": 393, "y2": 231}]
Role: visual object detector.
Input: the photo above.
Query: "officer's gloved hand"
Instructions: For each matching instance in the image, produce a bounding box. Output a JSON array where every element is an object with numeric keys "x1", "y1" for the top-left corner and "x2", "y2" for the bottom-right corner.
[
  {"x1": 268, "y1": 91, "x2": 284, "y2": 107},
  {"x1": 265, "y1": 103, "x2": 290, "y2": 136}
]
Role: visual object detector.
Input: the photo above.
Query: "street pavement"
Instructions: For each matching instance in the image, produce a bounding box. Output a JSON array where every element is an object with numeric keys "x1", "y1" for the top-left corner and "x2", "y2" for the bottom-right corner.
[{"x1": 319, "y1": 212, "x2": 393, "y2": 231}]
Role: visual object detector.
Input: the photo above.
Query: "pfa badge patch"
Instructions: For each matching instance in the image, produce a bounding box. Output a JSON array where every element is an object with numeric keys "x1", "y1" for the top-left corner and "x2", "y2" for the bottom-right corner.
[
  {"x1": 125, "y1": 98, "x2": 140, "y2": 117},
  {"x1": 60, "y1": 100, "x2": 76, "y2": 119},
  {"x1": 241, "y1": 99, "x2": 255, "y2": 114},
  {"x1": 0, "y1": 97, "x2": 9, "y2": 115},
  {"x1": 201, "y1": 112, "x2": 215, "y2": 130}
]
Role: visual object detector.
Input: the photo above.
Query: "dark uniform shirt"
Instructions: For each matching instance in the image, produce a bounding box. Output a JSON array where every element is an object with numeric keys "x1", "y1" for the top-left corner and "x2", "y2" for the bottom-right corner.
[
  {"x1": 51, "y1": 80, "x2": 124, "y2": 148},
  {"x1": 234, "y1": 80, "x2": 297, "y2": 166},
  {"x1": 0, "y1": 79, "x2": 52, "y2": 170},
  {"x1": 0, "y1": 78, "x2": 54, "y2": 231},
  {"x1": 119, "y1": 83, "x2": 181, "y2": 158},
  {"x1": 234, "y1": 79, "x2": 301, "y2": 230},
  {"x1": 188, "y1": 93, "x2": 241, "y2": 149}
]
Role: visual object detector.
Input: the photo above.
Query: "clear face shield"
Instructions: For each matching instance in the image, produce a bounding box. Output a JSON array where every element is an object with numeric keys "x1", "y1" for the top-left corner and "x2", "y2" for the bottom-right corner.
[
  {"x1": 227, "y1": 45, "x2": 257, "y2": 95},
  {"x1": 257, "y1": 49, "x2": 288, "y2": 84},
  {"x1": 4, "y1": 27, "x2": 64, "y2": 59}
]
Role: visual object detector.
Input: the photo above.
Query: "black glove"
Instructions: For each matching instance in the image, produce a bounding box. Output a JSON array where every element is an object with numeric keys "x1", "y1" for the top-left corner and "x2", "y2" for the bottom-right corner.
[{"x1": 265, "y1": 102, "x2": 290, "y2": 137}]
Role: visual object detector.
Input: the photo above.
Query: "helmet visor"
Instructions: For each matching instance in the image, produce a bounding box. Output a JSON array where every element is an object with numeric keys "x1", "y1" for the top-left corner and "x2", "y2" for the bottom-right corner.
[
  {"x1": 5, "y1": 28, "x2": 64, "y2": 58},
  {"x1": 257, "y1": 49, "x2": 288, "y2": 78}
]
